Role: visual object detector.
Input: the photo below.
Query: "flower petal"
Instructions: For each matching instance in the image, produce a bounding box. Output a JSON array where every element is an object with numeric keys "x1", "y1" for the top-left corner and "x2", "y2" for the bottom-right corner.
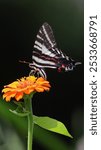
[
  {"x1": 24, "y1": 88, "x2": 35, "y2": 94},
  {"x1": 36, "y1": 77, "x2": 45, "y2": 83},
  {"x1": 35, "y1": 87, "x2": 44, "y2": 92},
  {"x1": 6, "y1": 81, "x2": 19, "y2": 88},
  {"x1": 2, "y1": 88, "x2": 11, "y2": 93},
  {"x1": 26, "y1": 76, "x2": 36, "y2": 82},
  {"x1": 15, "y1": 92, "x2": 23, "y2": 101},
  {"x1": 3, "y1": 91, "x2": 17, "y2": 102}
]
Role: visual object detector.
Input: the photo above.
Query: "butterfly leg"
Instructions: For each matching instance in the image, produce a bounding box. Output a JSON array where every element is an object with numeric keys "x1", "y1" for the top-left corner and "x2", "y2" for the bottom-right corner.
[{"x1": 29, "y1": 67, "x2": 47, "y2": 79}]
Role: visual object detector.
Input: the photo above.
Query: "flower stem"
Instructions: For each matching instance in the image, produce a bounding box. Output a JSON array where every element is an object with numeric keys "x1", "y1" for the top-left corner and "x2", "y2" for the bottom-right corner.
[{"x1": 24, "y1": 94, "x2": 34, "y2": 150}]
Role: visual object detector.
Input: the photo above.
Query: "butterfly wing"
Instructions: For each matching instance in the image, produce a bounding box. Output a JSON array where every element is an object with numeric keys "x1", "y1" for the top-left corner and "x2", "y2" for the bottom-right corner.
[
  {"x1": 32, "y1": 22, "x2": 66, "y2": 69},
  {"x1": 34, "y1": 22, "x2": 57, "y2": 53}
]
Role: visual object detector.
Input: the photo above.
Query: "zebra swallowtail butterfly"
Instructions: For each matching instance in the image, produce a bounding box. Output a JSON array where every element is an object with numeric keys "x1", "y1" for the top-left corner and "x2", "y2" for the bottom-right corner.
[{"x1": 21, "y1": 22, "x2": 81, "y2": 79}]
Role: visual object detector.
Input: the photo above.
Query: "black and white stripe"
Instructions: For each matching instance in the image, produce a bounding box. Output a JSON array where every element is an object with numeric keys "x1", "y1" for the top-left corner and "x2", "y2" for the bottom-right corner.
[{"x1": 29, "y1": 22, "x2": 81, "y2": 79}]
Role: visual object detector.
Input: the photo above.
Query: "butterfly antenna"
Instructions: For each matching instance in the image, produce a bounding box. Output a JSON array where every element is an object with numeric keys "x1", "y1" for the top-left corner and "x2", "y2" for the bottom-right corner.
[
  {"x1": 75, "y1": 62, "x2": 82, "y2": 66},
  {"x1": 19, "y1": 60, "x2": 30, "y2": 64}
]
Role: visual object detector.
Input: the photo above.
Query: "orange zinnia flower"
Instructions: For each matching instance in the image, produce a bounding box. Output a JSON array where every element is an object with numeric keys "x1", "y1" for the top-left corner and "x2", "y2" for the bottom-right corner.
[{"x1": 2, "y1": 76, "x2": 51, "y2": 102}]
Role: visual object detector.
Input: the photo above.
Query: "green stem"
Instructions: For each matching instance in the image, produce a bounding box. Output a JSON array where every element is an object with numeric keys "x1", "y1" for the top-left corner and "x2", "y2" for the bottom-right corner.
[{"x1": 24, "y1": 94, "x2": 34, "y2": 150}]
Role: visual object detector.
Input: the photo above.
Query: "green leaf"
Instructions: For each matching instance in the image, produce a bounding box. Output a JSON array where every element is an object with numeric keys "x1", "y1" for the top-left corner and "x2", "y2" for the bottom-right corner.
[
  {"x1": 33, "y1": 115, "x2": 72, "y2": 138},
  {"x1": 9, "y1": 99, "x2": 32, "y2": 117},
  {"x1": 9, "y1": 109, "x2": 29, "y2": 117},
  {"x1": 13, "y1": 101, "x2": 24, "y2": 107},
  {"x1": 9, "y1": 103, "x2": 29, "y2": 117}
]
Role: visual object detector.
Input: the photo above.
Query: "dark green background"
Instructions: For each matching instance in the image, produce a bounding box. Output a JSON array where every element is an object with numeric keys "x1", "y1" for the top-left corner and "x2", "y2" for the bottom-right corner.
[{"x1": 0, "y1": 0, "x2": 83, "y2": 150}]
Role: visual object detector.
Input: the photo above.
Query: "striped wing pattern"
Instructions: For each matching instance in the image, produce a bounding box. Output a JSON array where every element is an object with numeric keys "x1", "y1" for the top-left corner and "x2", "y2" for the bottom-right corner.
[
  {"x1": 29, "y1": 22, "x2": 64, "y2": 78},
  {"x1": 32, "y1": 22, "x2": 63, "y2": 68},
  {"x1": 29, "y1": 22, "x2": 80, "y2": 79}
]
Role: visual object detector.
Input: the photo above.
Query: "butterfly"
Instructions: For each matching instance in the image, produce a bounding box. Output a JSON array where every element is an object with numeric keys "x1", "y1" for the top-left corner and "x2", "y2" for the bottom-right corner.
[{"x1": 21, "y1": 22, "x2": 81, "y2": 79}]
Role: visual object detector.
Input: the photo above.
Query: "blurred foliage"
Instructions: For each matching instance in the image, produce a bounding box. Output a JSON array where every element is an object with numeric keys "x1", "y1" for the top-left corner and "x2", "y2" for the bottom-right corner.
[
  {"x1": 0, "y1": 97, "x2": 75, "y2": 150},
  {"x1": 0, "y1": 123, "x2": 25, "y2": 150}
]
